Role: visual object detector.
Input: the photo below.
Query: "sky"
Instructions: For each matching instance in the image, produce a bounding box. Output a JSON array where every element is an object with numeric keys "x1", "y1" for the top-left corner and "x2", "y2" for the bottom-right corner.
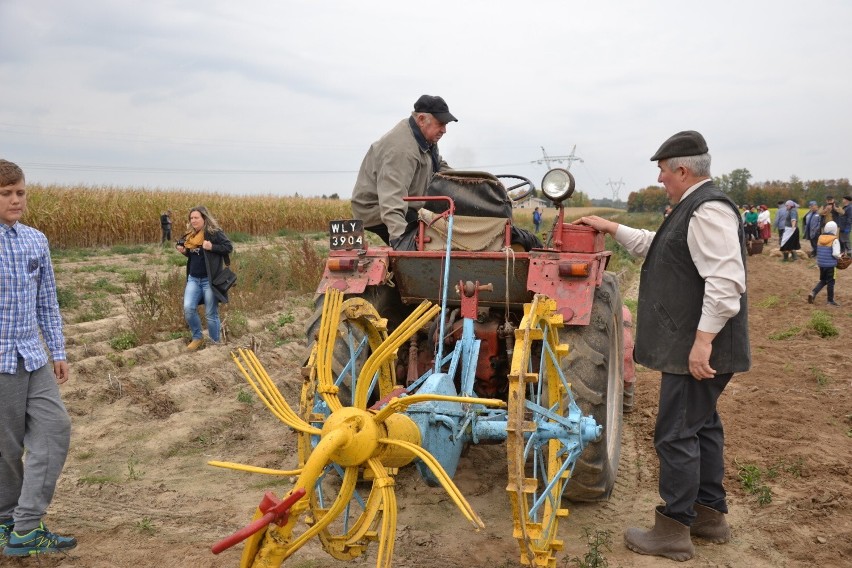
[{"x1": 1, "y1": 0, "x2": 851, "y2": 201}]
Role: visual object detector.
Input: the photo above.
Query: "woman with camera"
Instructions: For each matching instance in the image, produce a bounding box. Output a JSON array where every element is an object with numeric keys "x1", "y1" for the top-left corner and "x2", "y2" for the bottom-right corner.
[{"x1": 175, "y1": 206, "x2": 234, "y2": 350}]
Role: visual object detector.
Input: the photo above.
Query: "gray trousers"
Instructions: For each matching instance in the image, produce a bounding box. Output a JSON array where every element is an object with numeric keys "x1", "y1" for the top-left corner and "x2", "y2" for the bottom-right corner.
[
  {"x1": 0, "y1": 362, "x2": 71, "y2": 532},
  {"x1": 654, "y1": 372, "x2": 732, "y2": 526}
]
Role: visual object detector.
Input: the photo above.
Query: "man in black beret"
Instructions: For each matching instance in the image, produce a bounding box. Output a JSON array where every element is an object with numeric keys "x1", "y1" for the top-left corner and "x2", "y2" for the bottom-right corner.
[
  {"x1": 351, "y1": 95, "x2": 457, "y2": 247},
  {"x1": 577, "y1": 131, "x2": 750, "y2": 561}
]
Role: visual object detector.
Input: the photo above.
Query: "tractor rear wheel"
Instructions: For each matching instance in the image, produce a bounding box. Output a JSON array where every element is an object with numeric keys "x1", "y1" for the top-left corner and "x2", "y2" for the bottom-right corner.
[
  {"x1": 304, "y1": 285, "x2": 406, "y2": 405},
  {"x1": 561, "y1": 272, "x2": 624, "y2": 501}
]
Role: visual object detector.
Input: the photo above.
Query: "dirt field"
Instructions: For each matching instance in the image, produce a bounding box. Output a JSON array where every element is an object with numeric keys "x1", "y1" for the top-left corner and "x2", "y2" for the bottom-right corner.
[{"x1": 1, "y1": 241, "x2": 850, "y2": 568}]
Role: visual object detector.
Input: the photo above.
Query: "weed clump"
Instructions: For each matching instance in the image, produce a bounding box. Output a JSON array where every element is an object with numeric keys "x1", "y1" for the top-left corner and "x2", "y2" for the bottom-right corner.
[
  {"x1": 808, "y1": 310, "x2": 838, "y2": 338},
  {"x1": 565, "y1": 527, "x2": 613, "y2": 568}
]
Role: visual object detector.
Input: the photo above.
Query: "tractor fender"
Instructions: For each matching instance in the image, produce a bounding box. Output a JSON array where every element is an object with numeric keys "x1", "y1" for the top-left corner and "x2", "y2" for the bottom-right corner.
[
  {"x1": 525, "y1": 253, "x2": 608, "y2": 325},
  {"x1": 315, "y1": 251, "x2": 391, "y2": 295}
]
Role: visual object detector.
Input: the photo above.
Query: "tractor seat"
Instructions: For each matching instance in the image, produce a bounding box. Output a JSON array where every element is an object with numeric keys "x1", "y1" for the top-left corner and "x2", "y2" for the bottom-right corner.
[
  {"x1": 417, "y1": 209, "x2": 513, "y2": 251},
  {"x1": 417, "y1": 170, "x2": 518, "y2": 252}
]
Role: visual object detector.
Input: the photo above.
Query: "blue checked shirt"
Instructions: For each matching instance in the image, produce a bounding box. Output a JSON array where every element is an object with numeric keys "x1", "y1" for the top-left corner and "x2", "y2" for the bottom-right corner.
[{"x1": 0, "y1": 222, "x2": 66, "y2": 374}]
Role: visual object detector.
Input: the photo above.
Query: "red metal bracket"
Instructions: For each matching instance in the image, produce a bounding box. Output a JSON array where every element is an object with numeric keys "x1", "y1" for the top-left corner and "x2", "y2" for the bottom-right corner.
[{"x1": 211, "y1": 487, "x2": 306, "y2": 554}]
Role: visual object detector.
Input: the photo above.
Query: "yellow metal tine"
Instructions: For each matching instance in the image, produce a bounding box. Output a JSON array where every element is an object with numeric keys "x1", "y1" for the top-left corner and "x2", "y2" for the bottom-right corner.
[
  {"x1": 233, "y1": 350, "x2": 318, "y2": 434},
  {"x1": 380, "y1": 439, "x2": 484, "y2": 528},
  {"x1": 207, "y1": 460, "x2": 302, "y2": 476},
  {"x1": 280, "y1": 466, "x2": 360, "y2": 561},
  {"x1": 353, "y1": 300, "x2": 433, "y2": 408},
  {"x1": 243, "y1": 349, "x2": 307, "y2": 427},
  {"x1": 231, "y1": 351, "x2": 294, "y2": 427},
  {"x1": 366, "y1": 458, "x2": 396, "y2": 568},
  {"x1": 343, "y1": 479, "x2": 386, "y2": 545},
  {"x1": 355, "y1": 303, "x2": 440, "y2": 408},
  {"x1": 373, "y1": 393, "x2": 506, "y2": 424},
  {"x1": 317, "y1": 290, "x2": 344, "y2": 411}
]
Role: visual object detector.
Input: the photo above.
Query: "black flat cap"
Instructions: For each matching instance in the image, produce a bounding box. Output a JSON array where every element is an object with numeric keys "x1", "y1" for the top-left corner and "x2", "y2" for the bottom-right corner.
[
  {"x1": 650, "y1": 130, "x2": 708, "y2": 161},
  {"x1": 413, "y1": 94, "x2": 458, "y2": 123}
]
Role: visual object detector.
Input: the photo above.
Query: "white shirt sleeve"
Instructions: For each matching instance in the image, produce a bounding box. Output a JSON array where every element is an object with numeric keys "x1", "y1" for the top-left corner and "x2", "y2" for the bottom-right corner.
[
  {"x1": 614, "y1": 225, "x2": 655, "y2": 258},
  {"x1": 687, "y1": 201, "x2": 747, "y2": 333}
]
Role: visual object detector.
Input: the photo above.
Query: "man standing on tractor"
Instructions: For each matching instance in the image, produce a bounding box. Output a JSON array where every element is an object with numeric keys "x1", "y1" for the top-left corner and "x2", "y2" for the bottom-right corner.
[
  {"x1": 577, "y1": 130, "x2": 750, "y2": 562},
  {"x1": 351, "y1": 95, "x2": 456, "y2": 248}
]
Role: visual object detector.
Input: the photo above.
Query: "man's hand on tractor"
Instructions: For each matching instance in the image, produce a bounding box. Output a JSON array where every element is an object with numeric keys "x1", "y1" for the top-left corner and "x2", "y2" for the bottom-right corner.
[{"x1": 574, "y1": 215, "x2": 619, "y2": 236}]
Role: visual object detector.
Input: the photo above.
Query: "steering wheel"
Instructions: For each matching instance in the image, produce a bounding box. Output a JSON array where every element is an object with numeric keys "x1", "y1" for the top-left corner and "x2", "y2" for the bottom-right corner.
[{"x1": 496, "y1": 174, "x2": 536, "y2": 203}]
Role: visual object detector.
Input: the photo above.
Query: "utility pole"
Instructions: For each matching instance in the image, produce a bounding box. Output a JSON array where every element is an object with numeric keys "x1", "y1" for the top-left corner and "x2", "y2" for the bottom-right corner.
[
  {"x1": 531, "y1": 145, "x2": 584, "y2": 171},
  {"x1": 606, "y1": 178, "x2": 625, "y2": 202}
]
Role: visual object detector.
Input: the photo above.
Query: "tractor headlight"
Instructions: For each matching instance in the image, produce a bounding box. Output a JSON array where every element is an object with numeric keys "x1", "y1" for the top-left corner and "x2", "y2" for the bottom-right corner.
[{"x1": 541, "y1": 169, "x2": 576, "y2": 203}]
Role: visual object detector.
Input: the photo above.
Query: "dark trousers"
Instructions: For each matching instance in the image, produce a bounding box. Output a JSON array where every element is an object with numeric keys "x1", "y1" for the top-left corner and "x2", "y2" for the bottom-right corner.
[
  {"x1": 809, "y1": 237, "x2": 819, "y2": 257},
  {"x1": 365, "y1": 209, "x2": 419, "y2": 246},
  {"x1": 655, "y1": 372, "x2": 732, "y2": 526},
  {"x1": 812, "y1": 267, "x2": 836, "y2": 302}
]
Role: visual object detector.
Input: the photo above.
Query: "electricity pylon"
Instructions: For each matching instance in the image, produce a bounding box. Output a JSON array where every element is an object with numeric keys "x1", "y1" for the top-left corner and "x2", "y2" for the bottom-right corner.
[
  {"x1": 606, "y1": 178, "x2": 625, "y2": 202},
  {"x1": 532, "y1": 145, "x2": 583, "y2": 171}
]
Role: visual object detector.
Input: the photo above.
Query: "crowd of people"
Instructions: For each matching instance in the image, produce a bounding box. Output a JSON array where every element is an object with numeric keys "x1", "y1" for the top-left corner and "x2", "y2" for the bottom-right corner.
[{"x1": 734, "y1": 196, "x2": 851, "y2": 307}]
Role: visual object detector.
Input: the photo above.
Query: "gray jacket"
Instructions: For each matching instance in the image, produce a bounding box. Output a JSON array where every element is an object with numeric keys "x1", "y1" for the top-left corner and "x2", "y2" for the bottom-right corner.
[{"x1": 351, "y1": 117, "x2": 449, "y2": 240}]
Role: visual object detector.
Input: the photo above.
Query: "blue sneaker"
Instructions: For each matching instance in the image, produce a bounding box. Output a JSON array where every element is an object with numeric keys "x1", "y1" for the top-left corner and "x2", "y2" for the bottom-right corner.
[
  {"x1": 3, "y1": 522, "x2": 77, "y2": 556},
  {"x1": 0, "y1": 518, "x2": 13, "y2": 550}
]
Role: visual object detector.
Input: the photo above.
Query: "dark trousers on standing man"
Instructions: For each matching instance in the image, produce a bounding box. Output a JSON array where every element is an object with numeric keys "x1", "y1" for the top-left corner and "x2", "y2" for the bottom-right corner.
[{"x1": 654, "y1": 372, "x2": 733, "y2": 526}]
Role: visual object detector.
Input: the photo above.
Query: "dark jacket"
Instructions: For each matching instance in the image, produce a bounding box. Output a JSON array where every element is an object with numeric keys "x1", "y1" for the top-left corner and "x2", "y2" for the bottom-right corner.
[
  {"x1": 181, "y1": 229, "x2": 234, "y2": 303},
  {"x1": 634, "y1": 183, "x2": 750, "y2": 375}
]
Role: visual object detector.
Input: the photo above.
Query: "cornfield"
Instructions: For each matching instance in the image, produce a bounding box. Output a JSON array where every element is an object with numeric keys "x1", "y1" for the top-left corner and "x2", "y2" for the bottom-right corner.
[{"x1": 24, "y1": 184, "x2": 352, "y2": 248}]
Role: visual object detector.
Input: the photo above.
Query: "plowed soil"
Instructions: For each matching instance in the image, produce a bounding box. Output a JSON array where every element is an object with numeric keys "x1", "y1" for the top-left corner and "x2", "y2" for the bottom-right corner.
[{"x1": 1, "y1": 242, "x2": 849, "y2": 568}]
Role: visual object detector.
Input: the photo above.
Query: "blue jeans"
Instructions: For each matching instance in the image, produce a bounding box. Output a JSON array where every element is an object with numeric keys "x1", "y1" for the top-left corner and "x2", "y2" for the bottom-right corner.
[{"x1": 183, "y1": 276, "x2": 220, "y2": 342}]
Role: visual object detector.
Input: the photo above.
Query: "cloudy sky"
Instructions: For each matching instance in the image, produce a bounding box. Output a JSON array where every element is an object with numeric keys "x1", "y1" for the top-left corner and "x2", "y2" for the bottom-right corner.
[{"x1": 1, "y1": 0, "x2": 850, "y2": 201}]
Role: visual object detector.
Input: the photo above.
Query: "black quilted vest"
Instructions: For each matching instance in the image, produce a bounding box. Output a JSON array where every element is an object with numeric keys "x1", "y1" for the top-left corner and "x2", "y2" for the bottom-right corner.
[{"x1": 634, "y1": 183, "x2": 751, "y2": 375}]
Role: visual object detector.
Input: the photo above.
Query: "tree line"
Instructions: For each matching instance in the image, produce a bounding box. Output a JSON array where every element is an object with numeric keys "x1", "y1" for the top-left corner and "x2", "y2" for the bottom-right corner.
[{"x1": 626, "y1": 168, "x2": 852, "y2": 212}]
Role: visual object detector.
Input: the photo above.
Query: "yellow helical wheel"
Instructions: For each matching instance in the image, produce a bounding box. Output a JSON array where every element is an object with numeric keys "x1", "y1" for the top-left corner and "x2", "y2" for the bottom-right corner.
[
  {"x1": 210, "y1": 288, "x2": 504, "y2": 568},
  {"x1": 298, "y1": 297, "x2": 399, "y2": 560},
  {"x1": 506, "y1": 295, "x2": 571, "y2": 568}
]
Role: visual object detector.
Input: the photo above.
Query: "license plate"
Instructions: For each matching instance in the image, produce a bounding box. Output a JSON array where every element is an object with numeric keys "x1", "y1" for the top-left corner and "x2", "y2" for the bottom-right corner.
[{"x1": 329, "y1": 219, "x2": 365, "y2": 250}]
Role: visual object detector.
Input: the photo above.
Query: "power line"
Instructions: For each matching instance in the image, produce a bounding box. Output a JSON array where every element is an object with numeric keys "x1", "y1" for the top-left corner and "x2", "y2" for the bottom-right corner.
[
  {"x1": 531, "y1": 145, "x2": 584, "y2": 170},
  {"x1": 21, "y1": 162, "x2": 358, "y2": 175}
]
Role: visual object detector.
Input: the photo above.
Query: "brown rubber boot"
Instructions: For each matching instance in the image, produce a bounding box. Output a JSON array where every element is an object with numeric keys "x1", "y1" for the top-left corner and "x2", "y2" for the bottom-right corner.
[
  {"x1": 691, "y1": 503, "x2": 730, "y2": 543},
  {"x1": 624, "y1": 506, "x2": 694, "y2": 562}
]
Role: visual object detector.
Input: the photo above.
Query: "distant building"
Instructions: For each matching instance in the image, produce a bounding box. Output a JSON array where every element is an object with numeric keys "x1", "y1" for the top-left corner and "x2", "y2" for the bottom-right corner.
[{"x1": 515, "y1": 197, "x2": 551, "y2": 210}]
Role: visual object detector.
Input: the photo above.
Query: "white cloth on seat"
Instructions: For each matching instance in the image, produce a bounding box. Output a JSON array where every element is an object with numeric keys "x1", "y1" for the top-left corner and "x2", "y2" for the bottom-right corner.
[{"x1": 418, "y1": 209, "x2": 508, "y2": 251}]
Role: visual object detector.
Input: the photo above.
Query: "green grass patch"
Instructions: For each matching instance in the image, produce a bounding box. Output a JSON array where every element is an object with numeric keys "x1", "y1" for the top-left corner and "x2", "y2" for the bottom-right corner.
[
  {"x1": 73, "y1": 263, "x2": 114, "y2": 273},
  {"x1": 109, "y1": 331, "x2": 139, "y2": 351},
  {"x1": 110, "y1": 244, "x2": 147, "y2": 255},
  {"x1": 768, "y1": 326, "x2": 801, "y2": 340},
  {"x1": 79, "y1": 474, "x2": 120, "y2": 485},
  {"x1": 808, "y1": 310, "x2": 838, "y2": 338},
  {"x1": 118, "y1": 268, "x2": 144, "y2": 283},
  {"x1": 56, "y1": 287, "x2": 80, "y2": 309},
  {"x1": 229, "y1": 231, "x2": 253, "y2": 243},
  {"x1": 809, "y1": 366, "x2": 831, "y2": 386},
  {"x1": 75, "y1": 298, "x2": 113, "y2": 322},
  {"x1": 135, "y1": 518, "x2": 156, "y2": 534},
  {"x1": 566, "y1": 527, "x2": 613, "y2": 568},
  {"x1": 89, "y1": 277, "x2": 124, "y2": 294},
  {"x1": 735, "y1": 460, "x2": 773, "y2": 505},
  {"x1": 757, "y1": 295, "x2": 780, "y2": 308},
  {"x1": 237, "y1": 389, "x2": 253, "y2": 404}
]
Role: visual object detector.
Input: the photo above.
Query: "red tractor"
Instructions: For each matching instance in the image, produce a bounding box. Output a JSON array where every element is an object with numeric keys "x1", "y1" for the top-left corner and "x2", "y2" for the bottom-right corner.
[
  {"x1": 212, "y1": 169, "x2": 632, "y2": 567},
  {"x1": 311, "y1": 169, "x2": 627, "y2": 502}
]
